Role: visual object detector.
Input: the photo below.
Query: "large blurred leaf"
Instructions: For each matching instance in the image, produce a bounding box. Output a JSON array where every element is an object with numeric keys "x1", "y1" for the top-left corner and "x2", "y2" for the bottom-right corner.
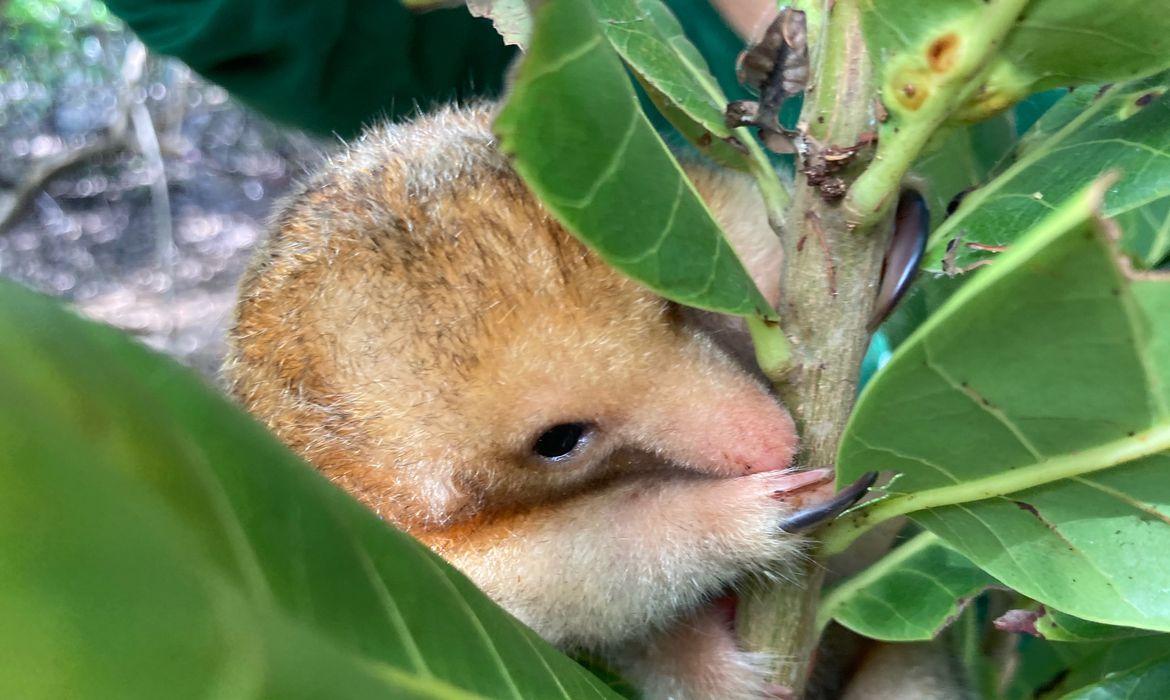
[
  {"x1": 494, "y1": 0, "x2": 775, "y2": 319},
  {"x1": 0, "y1": 280, "x2": 618, "y2": 699},
  {"x1": 818, "y1": 532, "x2": 998, "y2": 641},
  {"x1": 836, "y1": 182, "x2": 1170, "y2": 632},
  {"x1": 925, "y1": 75, "x2": 1170, "y2": 271}
]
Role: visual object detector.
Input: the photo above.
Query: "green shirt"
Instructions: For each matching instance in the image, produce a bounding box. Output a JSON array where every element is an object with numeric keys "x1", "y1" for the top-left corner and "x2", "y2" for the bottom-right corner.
[{"x1": 103, "y1": 0, "x2": 749, "y2": 138}]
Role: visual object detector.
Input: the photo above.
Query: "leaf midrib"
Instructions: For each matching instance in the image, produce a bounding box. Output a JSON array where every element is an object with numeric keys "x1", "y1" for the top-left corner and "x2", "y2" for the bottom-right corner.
[{"x1": 851, "y1": 422, "x2": 1170, "y2": 528}]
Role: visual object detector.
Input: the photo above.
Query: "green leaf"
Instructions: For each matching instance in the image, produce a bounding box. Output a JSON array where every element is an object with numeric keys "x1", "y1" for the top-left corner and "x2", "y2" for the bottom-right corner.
[
  {"x1": 591, "y1": 0, "x2": 729, "y2": 138},
  {"x1": 0, "y1": 280, "x2": 619, "y2": 700},
  {"x1": 1006, "y1": 2, "x2": 1170, "y2": 88},
  {"x1": 588, "y1": 0, "x2": 782, "y2": 180},
  {"x1": 587, "y1": 0, "x2": 789, "y2": 231},
  {"x1": 818, "y1": 532, "x2": 999, "y2": 641},
  {"x1": 881, "y1": 110, "x2": 1022, "y2": 349},
  {"x1": 494, "y1": 0, "x2": 776, "y2": 319},
  {"x1": 913, "y1": 114, "x2": 1016, "y2": 226},
  {"x1": 925, "y1": 75, "x2": 1170, "y2": 271},
  {"x1": 834, "y1": 181, "x2": 1170, "y2": 632},
  {"x1": 470, "y1": 0, "x2": 763, "y2": 172}
]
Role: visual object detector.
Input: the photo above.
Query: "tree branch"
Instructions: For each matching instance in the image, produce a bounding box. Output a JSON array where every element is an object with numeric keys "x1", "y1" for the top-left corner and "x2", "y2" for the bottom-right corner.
[{"x1": 735, "y1": 0, "x2": 886, "y2": 693}]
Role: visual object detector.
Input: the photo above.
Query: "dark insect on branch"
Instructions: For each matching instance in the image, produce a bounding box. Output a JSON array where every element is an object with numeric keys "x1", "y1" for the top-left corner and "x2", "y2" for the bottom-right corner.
[{"x1": 726, "y1": 7, "x2": 808, "y2": 154}]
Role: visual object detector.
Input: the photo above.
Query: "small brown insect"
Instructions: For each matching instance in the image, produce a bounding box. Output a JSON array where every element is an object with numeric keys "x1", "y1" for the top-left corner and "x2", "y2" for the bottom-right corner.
[{"x1": 727, "y1": 7, "x2": 809, "y2": 153}]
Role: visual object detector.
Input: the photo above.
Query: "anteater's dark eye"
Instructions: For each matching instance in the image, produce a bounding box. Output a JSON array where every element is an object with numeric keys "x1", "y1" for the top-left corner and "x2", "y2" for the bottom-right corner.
[{"x1": 532, "y1": 422, "x2": 592, "y2": 460}]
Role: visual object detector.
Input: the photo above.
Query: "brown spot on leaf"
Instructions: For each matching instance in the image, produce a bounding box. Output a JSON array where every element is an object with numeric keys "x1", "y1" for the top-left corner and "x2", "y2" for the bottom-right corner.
[
  {"x1": 1014, "y1": 500, "x2": 1039, "y2": 517},
  {"x1": 1136, "y1": 92, "x2": 1157, "y2": 107},
  {"x1": 926, "y1": 33, "x2": 960, "y2": 73}
]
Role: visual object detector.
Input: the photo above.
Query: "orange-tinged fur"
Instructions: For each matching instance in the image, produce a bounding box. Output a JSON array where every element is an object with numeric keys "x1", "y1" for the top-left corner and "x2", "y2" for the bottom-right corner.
[{"x1": 227, "y1": 104, "x2": 815, "y2": 698}]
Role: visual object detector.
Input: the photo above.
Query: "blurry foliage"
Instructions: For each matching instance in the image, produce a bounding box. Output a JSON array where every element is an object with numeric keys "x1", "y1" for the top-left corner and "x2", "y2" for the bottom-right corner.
[
  {"x1": 1, "y1": 0, "x2": 121, "y2": 134},
  {"x1": 3, "y1": 0, "x2": 119, "y2": 55},
  {"x1": 0, "y1": 0, "x2": 321, "y2": 376}
]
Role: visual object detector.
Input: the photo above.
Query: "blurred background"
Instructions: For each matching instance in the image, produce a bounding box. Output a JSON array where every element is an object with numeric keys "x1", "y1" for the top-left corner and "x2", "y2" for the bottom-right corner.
[{"x1": 0, "y1": 0, "x2": 324, "y2": 378}]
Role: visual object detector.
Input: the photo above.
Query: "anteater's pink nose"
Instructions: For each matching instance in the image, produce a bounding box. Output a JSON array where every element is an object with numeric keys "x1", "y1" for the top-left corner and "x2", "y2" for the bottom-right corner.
[{"x1": 660, "y1": 385, "x2": 799, "y2": 477}]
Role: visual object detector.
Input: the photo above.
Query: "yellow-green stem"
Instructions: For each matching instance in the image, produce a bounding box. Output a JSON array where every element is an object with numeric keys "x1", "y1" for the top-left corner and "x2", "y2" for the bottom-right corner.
[{"x1": 844, "y1": 0, "x2": 1031, "y2": 227}]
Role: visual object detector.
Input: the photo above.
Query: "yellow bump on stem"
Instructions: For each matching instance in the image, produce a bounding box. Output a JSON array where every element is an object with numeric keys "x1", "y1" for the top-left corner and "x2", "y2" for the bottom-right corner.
[
  {"x1": 747, "y1": 315, "x2": 794, "y2": 383},
  {"x1": 844, "y1": 0, "x2": 1032, "y2": 229}
]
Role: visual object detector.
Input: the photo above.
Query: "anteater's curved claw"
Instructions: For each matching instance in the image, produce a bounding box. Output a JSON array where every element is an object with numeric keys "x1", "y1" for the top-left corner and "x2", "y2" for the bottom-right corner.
[{"x1": 778, "y1": 471, "x2": 878, "y2": 533}]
